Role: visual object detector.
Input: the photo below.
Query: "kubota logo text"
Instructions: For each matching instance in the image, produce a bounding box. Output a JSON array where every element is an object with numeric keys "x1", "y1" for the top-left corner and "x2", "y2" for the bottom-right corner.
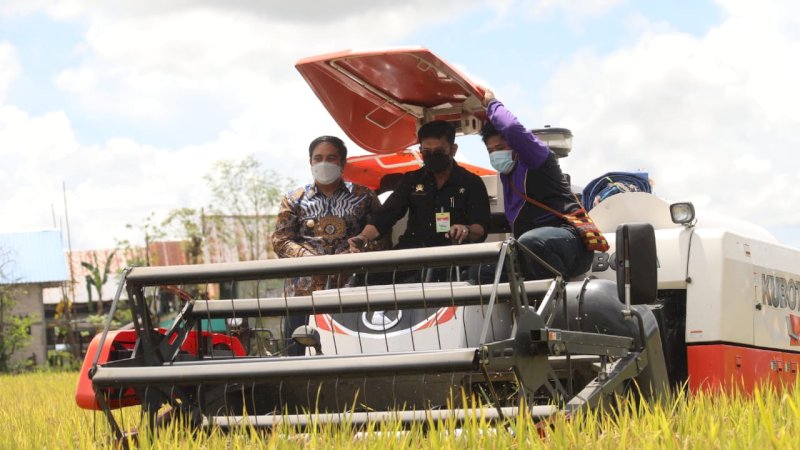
[
  {"x1": 758, "y1": 273, "x2": 800, "y2": 310},
  {"x1": 756, "y1": 272, "x2": 800, "y2": 346}
]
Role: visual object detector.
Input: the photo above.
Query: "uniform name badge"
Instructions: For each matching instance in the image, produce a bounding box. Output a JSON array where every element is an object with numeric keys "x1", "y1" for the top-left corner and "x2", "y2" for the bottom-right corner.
[{"x1": 435, "y1": 212, "x2": 451, "y2": 233}]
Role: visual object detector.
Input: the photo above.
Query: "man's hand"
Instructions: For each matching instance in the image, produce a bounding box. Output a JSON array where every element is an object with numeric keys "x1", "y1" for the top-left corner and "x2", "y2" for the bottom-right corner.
[
  {"x1": 480, "y1": 87, "x2": 496, "y2": 108},
  {"x1": 347, "y1": 235, "x2": 368, "y2": 253},
  {"x1": 445, "y1": 224, "x2": 471, "y2": 244}
]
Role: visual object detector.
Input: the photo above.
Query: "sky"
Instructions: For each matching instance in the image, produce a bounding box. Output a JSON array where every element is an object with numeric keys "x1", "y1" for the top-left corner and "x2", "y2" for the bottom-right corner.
[{"x1": 0, "y1": 0, "x2": 798, "y2": 251}]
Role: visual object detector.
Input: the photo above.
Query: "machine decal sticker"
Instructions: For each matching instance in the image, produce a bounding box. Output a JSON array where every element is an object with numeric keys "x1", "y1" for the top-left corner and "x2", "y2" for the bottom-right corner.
[
  {"x1": 787, "y1": 315, "x2": 800, "y2": 346},
  {"x1": 313, "y1": 307, "x2": 458, "y2": 338},
  {"x1": 361, "y1": 310, "x2": 403, "y2": 331}
]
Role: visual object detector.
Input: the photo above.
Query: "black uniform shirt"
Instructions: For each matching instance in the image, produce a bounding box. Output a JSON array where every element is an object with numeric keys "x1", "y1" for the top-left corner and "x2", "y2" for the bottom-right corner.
[{"x1": 369, "y1": 163, "x2": 491, "y2": 249}]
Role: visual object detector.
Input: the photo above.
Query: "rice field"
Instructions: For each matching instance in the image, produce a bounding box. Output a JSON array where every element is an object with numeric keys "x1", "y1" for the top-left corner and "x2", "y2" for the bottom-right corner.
[{"x1": 0, "y1": 371, "x2": 798, "y2": 449}]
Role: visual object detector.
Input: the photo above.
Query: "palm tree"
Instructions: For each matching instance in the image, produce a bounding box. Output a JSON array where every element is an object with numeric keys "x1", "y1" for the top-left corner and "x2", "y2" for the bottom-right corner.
[{"x1": 81, "y1": 251, "x2": 116, "y2": 315}]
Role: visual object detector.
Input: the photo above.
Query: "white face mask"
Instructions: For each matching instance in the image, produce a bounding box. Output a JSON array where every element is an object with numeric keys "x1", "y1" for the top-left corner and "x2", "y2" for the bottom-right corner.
[
  {"x1": 489, "y1": 150, "x2": 516, "y2": 174},
  {"x1": 311, "y1": 161, "x2": 342, "y2": 185}
]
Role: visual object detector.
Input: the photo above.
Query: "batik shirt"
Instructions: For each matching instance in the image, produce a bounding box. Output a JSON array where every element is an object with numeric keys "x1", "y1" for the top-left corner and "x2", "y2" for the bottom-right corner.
[{"x1": 272, "y1": 181, "x2": 382, "y2": 296}]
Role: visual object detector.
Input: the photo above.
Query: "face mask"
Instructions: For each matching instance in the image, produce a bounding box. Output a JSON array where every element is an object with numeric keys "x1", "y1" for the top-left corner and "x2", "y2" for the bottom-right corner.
[
  {"x1": 489, "y1": 150, "x2": 516, "y2": 174},
  {"x1": 311, "y1": 162, "x2": 342, "y2": 185},
  {"x1": 422, "y1": 151, "x2": 452, "y2": 174}
]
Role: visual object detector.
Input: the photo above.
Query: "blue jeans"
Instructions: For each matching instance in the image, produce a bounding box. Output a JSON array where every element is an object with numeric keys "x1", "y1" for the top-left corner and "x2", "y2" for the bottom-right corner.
[{"x1": 517, "y1": 226, "x2": 594, "y2": 280}]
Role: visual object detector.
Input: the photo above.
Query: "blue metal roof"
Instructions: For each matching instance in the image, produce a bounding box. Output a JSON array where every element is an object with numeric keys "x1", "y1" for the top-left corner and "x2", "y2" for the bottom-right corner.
[{"x1": 0, "y1": 230, "x2": 69, "y2": 285}]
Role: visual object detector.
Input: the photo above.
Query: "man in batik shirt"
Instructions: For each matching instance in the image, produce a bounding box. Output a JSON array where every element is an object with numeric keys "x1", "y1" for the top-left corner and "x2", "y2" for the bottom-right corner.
[{"x1": 272, "y1": 135, "x2": 382, "y2": 353}]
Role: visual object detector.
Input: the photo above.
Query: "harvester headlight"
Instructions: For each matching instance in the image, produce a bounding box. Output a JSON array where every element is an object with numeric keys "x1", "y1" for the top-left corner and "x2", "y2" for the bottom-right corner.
[
  {"x1": 670, "y1": 202, "x2": 696, "y2": 225},
  {"x1": 292, "y1": 325, "x2": 323, "y2": 355}
]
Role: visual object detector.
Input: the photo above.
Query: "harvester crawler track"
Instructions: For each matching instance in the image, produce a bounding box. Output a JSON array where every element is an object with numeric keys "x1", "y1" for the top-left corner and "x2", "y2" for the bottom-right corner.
[{"x1": 86, "y1": 239, "x2": 668, "y2": 439}]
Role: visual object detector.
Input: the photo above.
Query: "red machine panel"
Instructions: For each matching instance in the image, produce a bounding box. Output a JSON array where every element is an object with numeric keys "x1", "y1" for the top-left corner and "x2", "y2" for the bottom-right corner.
[
  {"x1": 296, "y1": 48, "x2": 485, "y2": 155},
  {"x1": 687, "y1": 344, "x2": 800, "y2": 394}
]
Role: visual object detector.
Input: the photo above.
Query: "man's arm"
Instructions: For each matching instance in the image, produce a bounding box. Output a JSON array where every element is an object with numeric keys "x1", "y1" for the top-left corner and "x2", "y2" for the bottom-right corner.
[
  {"x1": 483, "y1": 89, "x2": 549, "y2": 170},
  {"x1": 348, "y1": 224, "x2": 380, "y2": 252},
  {"x1": 371, "y1": 175, "x2": 413, "y2": 233},
  {"x1": 347, "y1": 190, "x2": 385, "y2": 252},
  {"x1": 349, "y1": 173, "x2": 414, "y2": 252},
  {"x1": 364, "y1": 189, "x2": 389, "y2": 251},
  {"x1": 271, "y1": 193, "x2": 315, "y2": 258},
  {"x1": 444, "y1": 171, "x2": 490, "y2": 244},
  {"x1": 445, "y1": 223, "x2": 485, "y2": 244},
  {"x1": 465, "y1": 173, "x2": 490, "y2": 243}
]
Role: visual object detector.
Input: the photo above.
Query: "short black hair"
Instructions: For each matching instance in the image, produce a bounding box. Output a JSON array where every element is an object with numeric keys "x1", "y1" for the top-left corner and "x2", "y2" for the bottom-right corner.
[
  {"x1": 308, "y1": 135, "x2": 347, "y2": 160},
  {"x1": 417, "y1": 120, "x2": 456, "y2": 145},
  {"x1": 479, "y1": 121, "x2": 501, "y2": 144}
]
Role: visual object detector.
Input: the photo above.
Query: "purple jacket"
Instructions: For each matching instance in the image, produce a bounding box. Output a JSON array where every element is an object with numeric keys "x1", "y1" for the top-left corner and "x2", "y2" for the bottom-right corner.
[
  {"x1": 487, "y1": 100, "x2": 549, "y2": 224},
  {"x1": 487, "y1": 99, "x2": 579, "y2": 237}
]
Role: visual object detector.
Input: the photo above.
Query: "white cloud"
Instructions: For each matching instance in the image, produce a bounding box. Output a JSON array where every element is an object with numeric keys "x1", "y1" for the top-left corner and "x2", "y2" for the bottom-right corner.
[
  {"x1": 479, "y1": 0, "x2": 625, "y2": 31},
  {"x1": 51, "y1": 2, "x2": 485, "y2": 123},
  {"x1": 0, "y1": 88, "x2": 340, "y2": 249},
  {"x1": 0, "y1": 0, "x2": 49, "y2": 18},
  {"x1": 544, "y1": 0, "x2": 800, "y2": 233},
  {"x1": 0, "y1": 1, "x2": 488, "y2": 249},
  {"x1": 733, "y1": 154, "x2": 771, "y2": 175},
  {"x1": 529, "y1": 0, "x2": 626, "y2": 17},
  {"x1": 0, "y1": 42, "x2": 20, "y2": 103},
  {"x1": 2, "y1": 0, "x2": 798, "y2": 252},
  {"x1": 37, "y1": 0, "x2": 469, "y2": 23},
  {"x1": 0, "y1": 106, "x2": 78, "y2": 233}
]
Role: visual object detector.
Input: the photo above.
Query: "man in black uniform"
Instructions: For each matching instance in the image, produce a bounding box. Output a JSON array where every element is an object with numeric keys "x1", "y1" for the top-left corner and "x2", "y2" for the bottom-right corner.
[{"x1": 348, "y1": 121, "x2": 490, "y2": 260}]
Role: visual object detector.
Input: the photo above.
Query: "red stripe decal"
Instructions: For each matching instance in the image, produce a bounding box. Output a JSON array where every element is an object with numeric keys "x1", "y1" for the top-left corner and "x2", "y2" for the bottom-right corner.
[{"x1": 416, "y1": 307, "x2": 457, "y2": 331}]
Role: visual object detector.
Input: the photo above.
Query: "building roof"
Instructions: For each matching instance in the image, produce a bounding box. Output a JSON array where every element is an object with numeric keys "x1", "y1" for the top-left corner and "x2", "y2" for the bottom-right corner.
[
  {"x1": 0, "y1": 230, "x2": 69, "y2": 285},
  {"x1": 43, "y1": 240, "x2": 190, "y2": 304}
]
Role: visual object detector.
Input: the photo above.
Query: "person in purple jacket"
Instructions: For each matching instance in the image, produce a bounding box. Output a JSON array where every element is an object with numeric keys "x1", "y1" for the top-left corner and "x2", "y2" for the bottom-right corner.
[{"x1": 479, "y1": 87, "x2": 593, "y2": 280}]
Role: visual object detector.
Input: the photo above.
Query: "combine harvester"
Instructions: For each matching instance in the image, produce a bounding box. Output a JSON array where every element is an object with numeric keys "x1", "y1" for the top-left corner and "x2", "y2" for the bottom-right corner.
[{"x1": 76, "y1": 48, "x2": 800, "y2": 438}]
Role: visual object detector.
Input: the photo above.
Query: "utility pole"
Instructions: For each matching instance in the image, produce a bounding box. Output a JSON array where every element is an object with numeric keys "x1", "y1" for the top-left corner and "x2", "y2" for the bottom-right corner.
[
  {"x1": 145, "y1": 231, "x2": 151, "y2": 266},
  {"x1": 63, "y1": 182, "x2": 76, "y2": 302},
  {"x1": 62, "y1": 181, "x2": 79, "y2": 359}
]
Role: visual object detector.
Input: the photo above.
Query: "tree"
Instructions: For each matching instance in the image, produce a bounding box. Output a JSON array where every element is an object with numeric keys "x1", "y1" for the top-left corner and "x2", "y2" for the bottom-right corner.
[
  {"x1": 119, "y1": 211, "x2": 164, "y2": 267},
  {"x1": 52, "y1": 291, "x2": 81, "y2": 365},
  {"x1": 81, "y1": 250, "x2": 117, "y2": 315},
  {"x1": 162, "y1": 208, "x2": 204, "y2": 264},
  {"x1": 116, "y1": 156, "x2": 292, "y2": 265},
  {"x1": 203, "y1": 155, "x2": 292, "y2": 261},
  {"x1": 0, "y1": 246, "x2": 35, "y2": 372}
]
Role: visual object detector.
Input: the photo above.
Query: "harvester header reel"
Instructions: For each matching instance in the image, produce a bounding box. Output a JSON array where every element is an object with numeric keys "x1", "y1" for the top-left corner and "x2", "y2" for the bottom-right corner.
[{"x1": 83, "y1": 237, "x2": 666, "y2": 438}]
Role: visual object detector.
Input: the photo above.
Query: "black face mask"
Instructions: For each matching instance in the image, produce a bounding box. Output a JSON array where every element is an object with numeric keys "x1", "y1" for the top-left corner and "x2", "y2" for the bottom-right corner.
[{"x1": 423, "y1": 151, "x2": 452, "y2": 174}]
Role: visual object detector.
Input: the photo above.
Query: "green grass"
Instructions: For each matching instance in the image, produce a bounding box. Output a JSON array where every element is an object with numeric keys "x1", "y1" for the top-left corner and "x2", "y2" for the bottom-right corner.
[{"x1": 1, "y1": 372, "x2": 798, "y2": 449}]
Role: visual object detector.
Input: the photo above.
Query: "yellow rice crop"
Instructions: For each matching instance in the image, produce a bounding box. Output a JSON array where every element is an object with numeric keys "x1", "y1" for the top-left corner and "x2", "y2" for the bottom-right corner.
[{"x1": 0, "y1": 372, "x2": 798, "y2": 449}]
